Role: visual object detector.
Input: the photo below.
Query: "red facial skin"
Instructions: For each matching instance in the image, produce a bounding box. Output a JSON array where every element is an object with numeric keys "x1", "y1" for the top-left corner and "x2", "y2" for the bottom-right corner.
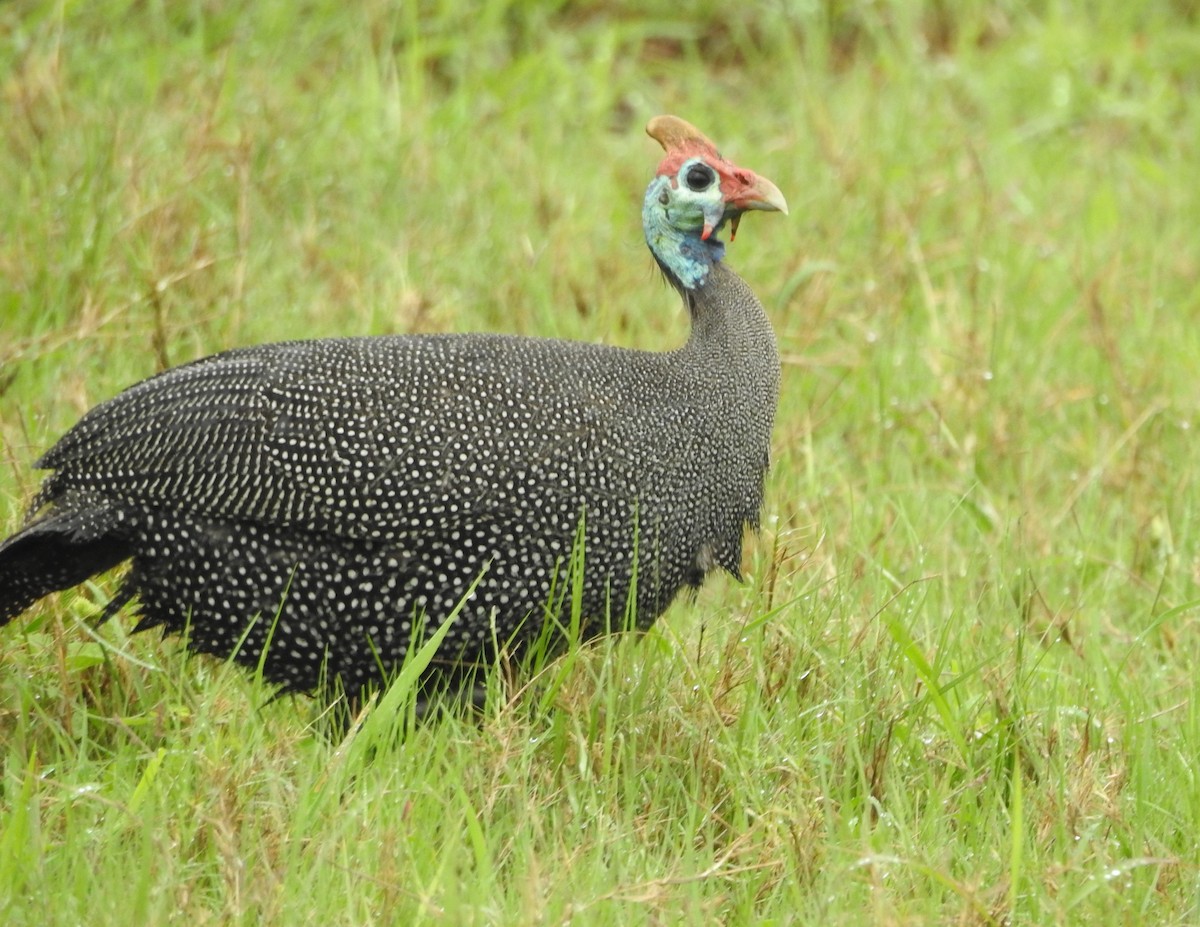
[{"x1": 654, "y1": 141, "x2": 788, "y2": 241}]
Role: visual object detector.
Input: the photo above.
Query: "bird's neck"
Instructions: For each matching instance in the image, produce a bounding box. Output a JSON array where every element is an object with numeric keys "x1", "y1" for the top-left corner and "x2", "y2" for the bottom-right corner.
[
  {"x1": 682, "y1": 263, "x2": 778, "y2": 364},
  {"x1": 642, "y1": 201, "x2": 726, "y2": 292}
]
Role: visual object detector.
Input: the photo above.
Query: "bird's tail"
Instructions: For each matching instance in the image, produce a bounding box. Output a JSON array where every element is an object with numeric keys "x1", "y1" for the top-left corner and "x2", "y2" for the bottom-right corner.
[{"x1": 0, "y1": 506, "x2": 132, "y2": 625}]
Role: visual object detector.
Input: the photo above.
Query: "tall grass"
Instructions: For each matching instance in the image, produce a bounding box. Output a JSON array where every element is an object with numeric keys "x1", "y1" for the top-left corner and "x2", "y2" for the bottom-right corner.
[{"x1": 2, "y1": 1, "x2": 1199, "y2": 922}]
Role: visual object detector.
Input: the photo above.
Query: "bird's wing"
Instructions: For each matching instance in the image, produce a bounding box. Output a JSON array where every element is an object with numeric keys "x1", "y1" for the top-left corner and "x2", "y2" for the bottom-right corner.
[{"x1": 35, "y1": 335, "x2": 679, "y2": 541}]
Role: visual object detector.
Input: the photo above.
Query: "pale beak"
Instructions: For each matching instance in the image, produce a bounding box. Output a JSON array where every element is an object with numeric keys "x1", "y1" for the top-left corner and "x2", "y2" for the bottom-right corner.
[
  {"x1": 723, "y1": 172, "x2": 788, "y2": 241},
  {"x1": 736, "y1": 174, "x2": 789, "y2": 215}
]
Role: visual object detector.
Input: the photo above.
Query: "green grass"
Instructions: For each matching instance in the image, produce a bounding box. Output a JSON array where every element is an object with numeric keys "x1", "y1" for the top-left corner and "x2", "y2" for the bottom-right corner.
[{"x1": 2, "y1": 0, "x2": 1200, "y2": 922}]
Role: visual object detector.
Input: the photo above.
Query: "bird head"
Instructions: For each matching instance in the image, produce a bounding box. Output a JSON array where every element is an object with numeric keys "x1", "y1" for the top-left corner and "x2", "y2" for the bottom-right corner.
[{"x1": 642, "y1": 115, "x2": 787, "y2": 289}]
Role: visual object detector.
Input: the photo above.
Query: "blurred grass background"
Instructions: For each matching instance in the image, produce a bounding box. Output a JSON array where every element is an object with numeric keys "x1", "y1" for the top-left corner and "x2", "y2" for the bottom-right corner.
[{"x1": 2, "y1": 1, "x2": 1200, "y2": 923}]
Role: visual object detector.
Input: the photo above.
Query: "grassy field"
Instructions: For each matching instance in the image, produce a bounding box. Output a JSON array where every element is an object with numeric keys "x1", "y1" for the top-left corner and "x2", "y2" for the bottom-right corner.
[{"x1": 2, "y1": 0, "x2": 1199, "y2": 923}]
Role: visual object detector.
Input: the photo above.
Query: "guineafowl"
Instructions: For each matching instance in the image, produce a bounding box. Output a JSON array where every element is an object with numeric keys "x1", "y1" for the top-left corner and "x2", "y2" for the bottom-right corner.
[{"x1": 0, "y1": 116, "x2": 787, "y2": 713}]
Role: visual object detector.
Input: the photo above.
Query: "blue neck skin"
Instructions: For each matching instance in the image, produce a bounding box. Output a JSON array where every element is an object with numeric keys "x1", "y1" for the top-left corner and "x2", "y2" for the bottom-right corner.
[{"x1": 642, "y1": 176, "x2": 728, "y2": 291}]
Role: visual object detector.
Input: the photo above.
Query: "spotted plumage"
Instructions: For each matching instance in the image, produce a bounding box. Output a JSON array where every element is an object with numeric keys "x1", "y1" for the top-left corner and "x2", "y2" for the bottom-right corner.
[{"x1": 0, "y1": 116, "x2": 787, "y2": 708}]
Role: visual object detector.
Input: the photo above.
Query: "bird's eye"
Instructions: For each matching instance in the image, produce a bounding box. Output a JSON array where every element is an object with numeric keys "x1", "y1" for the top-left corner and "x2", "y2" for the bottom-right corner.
[{"x1": 685, "y1": 164, "x2": 714, "y2": 192}]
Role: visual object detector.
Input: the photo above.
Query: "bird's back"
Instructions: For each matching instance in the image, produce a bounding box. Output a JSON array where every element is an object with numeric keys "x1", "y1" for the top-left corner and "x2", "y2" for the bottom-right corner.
[{"x1": 39, "y1": 331, "x2": 688, "y2": 540}]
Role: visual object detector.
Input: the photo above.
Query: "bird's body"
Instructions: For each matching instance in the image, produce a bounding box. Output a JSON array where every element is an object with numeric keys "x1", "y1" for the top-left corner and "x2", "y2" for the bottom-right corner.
[{"x1": 0, "y1": 116, "x2": 786, "y2": 709}]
